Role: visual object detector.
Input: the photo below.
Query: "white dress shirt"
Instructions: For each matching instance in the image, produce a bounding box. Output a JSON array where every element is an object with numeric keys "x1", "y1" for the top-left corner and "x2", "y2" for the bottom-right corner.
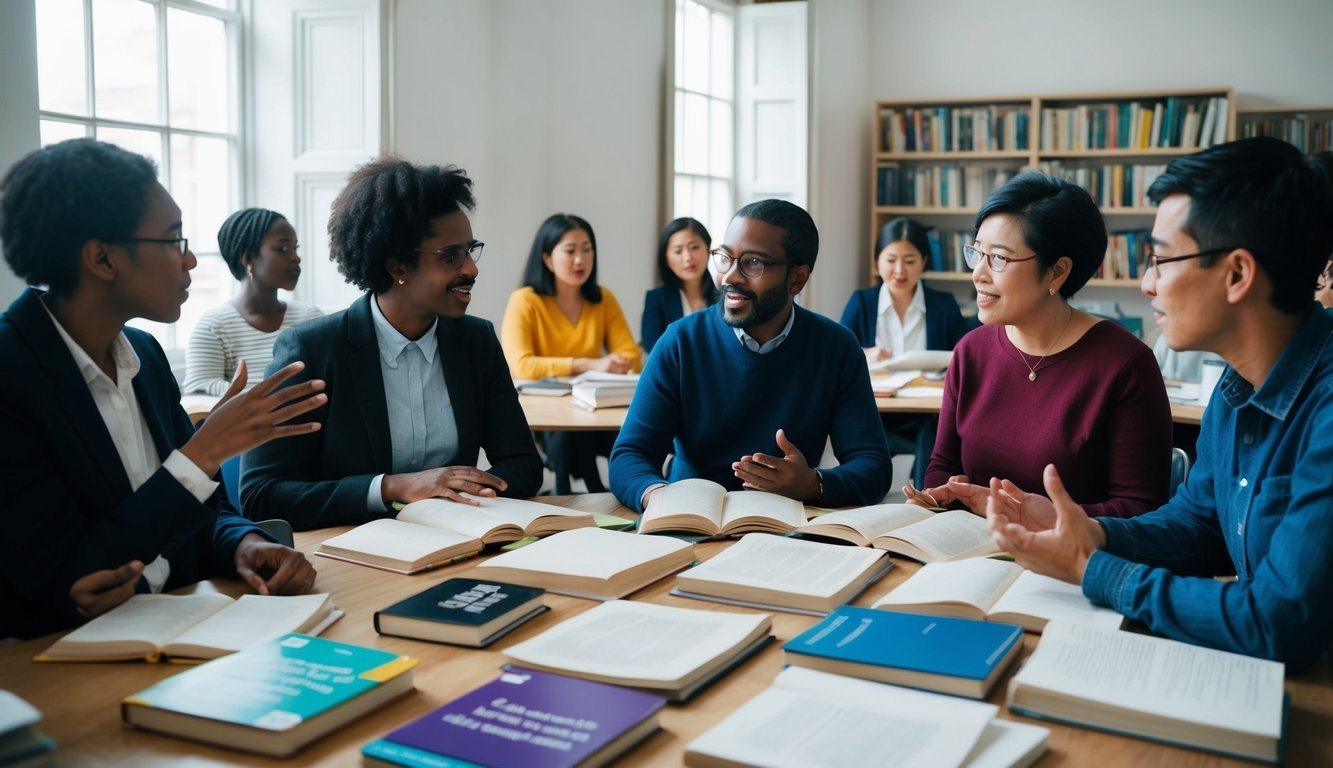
[{"x1": 874, "y1": 282, "x2": 927, "y2": 356}]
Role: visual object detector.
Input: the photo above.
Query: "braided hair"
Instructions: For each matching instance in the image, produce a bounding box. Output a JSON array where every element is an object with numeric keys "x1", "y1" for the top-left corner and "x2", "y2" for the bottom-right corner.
[{"x1": 218, "y1": 208, "x2": 285, "y2": 280}]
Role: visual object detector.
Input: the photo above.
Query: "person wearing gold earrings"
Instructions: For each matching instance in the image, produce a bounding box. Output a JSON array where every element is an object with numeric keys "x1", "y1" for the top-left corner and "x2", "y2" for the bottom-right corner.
[{"x1": 904, "y1": 172, "x2": 1171, "y2": 520}]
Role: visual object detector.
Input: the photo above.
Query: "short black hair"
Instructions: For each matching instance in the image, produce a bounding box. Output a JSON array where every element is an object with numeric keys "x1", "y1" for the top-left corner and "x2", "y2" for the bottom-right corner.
[
  {"x1": 1148, "y1": 137, "x2": 1333, "y2": 315},
  {"x1": 521, "y1": 213, "x2": 603, "y2": 303},
  {"x1": 656, "y1": 217, "x2": 717, "y2": 302},
  {"x1": 0, "y1": 138, "x2": 159, "y2": 297},
  {"x1": 328, "y1": 157, "x2": 475, "y2": 293},
  {"x1": 874, "y1": 216, "x2": 933, "y2": 274},
  {"x1": 218, "y1": 208, "x2": 285, "y2": 281},
  {"x1": 733, "y1": 199, "x2": 819, "y2": 270},
  {"x1": 974, "y1": 172, "x2": 1106, "y2": 299}
]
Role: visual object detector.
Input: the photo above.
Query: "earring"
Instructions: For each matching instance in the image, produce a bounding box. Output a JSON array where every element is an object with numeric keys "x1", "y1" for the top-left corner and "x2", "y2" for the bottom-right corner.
[
  {"x1": 397, "y1": 277, "x2": 406, "y2": 285},
  {"x1": 1049, "y1": 286, "x2": 1056, "y2": 296},
  {"x1": 247, "y1": 265, "x2": 254, "y2": 277}
]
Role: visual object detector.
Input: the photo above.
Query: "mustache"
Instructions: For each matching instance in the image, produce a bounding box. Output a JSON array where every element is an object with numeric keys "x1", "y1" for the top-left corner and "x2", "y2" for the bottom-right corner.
[
  {"x1": 721, "y1": 286, "x2": 756, "y2": 302},
  {"x1": 449, "y1": 277, "x2": 477, "y2": 290}
]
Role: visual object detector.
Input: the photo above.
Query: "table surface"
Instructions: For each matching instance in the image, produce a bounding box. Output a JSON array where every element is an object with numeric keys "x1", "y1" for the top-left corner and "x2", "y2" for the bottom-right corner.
[{"x1": 3, "y1": 493, "x2": 1327, "y2": 767}]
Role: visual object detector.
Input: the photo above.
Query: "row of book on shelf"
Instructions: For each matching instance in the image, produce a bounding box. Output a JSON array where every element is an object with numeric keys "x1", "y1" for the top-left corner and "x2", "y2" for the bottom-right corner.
[
  {"x1": 1240, "y1": 112, "x2": 1333, "y2": 154},
  {"x1": 1040, "y1": 95, "x2": 1229, "y2": 152},
  {"x1": 898, "y1": 224, "x2": 1149, "y2": 282},
  {"x1": 880, "y1": 104, "x2": 1032, "y2": 153},
  {"x1": 876, "y1": 160, "x2": 1170, "y2": 212}
]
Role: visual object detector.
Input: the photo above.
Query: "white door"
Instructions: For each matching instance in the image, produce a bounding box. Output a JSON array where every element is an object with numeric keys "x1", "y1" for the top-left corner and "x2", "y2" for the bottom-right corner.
[{"x1": 736, "y1": 2, "x2": 808, "y2": 209}]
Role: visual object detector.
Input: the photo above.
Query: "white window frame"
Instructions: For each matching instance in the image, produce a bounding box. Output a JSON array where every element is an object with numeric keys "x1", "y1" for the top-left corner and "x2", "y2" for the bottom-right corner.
[{"x1": 669, "y1": 0, "x2": 736, "y2": 239}]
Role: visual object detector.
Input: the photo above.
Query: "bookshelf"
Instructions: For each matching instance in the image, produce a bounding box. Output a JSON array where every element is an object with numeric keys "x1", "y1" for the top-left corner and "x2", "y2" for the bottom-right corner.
[
  {"x1": 870, "y1": 88, "x2": 1236, "y2": 292},
  {"x1": 1237, "y1": 106, "x2": 1333, "y2": 153}
]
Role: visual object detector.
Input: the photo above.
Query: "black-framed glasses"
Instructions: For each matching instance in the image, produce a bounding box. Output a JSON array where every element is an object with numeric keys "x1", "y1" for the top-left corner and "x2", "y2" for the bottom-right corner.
[
  {"x1": 1144, "y1": 247, "x2": 1236, "y2": 279},
  {"x1": 962, "y1": 244, "x2": 1037, "y2": 273},
  {"x1": 710, "y1": 248, "x2": 792, "y2": 279},
  {"x1": 125, "y1": 236, "x2": 189, "y2": 256},
  {"x1": 415, "y1": 241, "x2": 484, "y2": 269}
]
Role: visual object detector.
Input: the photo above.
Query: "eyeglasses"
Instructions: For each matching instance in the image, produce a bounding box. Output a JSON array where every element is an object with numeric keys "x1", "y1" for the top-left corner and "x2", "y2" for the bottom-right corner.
[
  {"x1": 1144, "y1": 247, "x2": 1236, "y2": 279},
  {"x1": 710, "y1": 249, "x2": 792, "y2": 279},
  {"x1": 962, "y1": 245, "x2": 1037, "y2": 273},
  {"x1": 125, "y1": 236, "x2": 189, "y2": 256},
  {"x1": 415, "y1": 241, "x2": 484, "y2": 269}
]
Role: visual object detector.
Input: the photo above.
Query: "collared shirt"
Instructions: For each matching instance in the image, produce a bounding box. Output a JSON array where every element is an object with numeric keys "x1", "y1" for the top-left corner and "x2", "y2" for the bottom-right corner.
[
  {"x1": 874, "y1": 282, "x2": 926, "y2": 356},
  {"x1": 733, "y1": 302, "x2": 797, "y2": 354},
  {"x1": 367, "y1": 296, "x2": 459, "y2": 512},
  {"x1": 1083, "y1": 308, "x2": 1333, "y2": 668},
  {"x1": 41, "y1": 302, "x2": 217, "y2": 593}
]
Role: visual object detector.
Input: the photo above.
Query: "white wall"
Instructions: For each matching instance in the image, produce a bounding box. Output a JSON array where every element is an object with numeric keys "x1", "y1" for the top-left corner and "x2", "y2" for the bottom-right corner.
[
  {"x1": 811, "y1": 0, "x2": 1333, "y2": 334},
  {"x1": 0, "y1": 0, "x2": 40, "y2": 306},
  {"x1": 392, "y1": 0, "x2": 667, "y2": 331}
]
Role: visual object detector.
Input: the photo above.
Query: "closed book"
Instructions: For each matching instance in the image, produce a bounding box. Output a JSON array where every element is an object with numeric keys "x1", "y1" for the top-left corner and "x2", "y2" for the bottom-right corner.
[
  {"x1": 471, "y1": 527, "x2": 695, "y2": 600},
  {"x1": 517, "y1": 377, "x2": 573, "y2": 397},
  {"x1": 374, "y1": 578, "x2": 548, "y2": 647},
  {"x1": 0, "y1": 691, "x2": 55, "y2": 767},
  {"x1": 363, "y1": 668, "x2": 665, "y2": 768},
  {"x1": 121, "y1": 634, "x2": 417, "y2": 758},
  {"x1": 783, "y1": 606, "x2": 1022, "y2": 699}
]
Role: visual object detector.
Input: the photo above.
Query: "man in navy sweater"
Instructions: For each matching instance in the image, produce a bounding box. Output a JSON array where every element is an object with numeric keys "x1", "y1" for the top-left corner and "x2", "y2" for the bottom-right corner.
[{"x1": 609, "y1": 199, "x2": 891, "y2": 514}]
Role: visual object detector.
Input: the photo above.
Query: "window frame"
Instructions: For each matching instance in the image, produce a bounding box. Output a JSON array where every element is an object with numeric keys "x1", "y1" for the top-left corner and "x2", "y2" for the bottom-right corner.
[{"x1": 669, "y1": 0, "x2": 736, "y2": 240}]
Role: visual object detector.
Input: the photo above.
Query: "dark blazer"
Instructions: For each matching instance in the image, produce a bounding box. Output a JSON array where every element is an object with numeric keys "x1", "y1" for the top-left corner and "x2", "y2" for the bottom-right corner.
[
  {"x1": 640, "y1": 284, "x2": 683, "y2": 354},
  {"x1": 240, "y1": 293, "x2": 543, "y2": 530},
  {"x1": 0, "y1": 288, "x2": 258, "y2": 640},
  {"x1": 838, "y1": 283, "x2": 976, "y2": 351}
]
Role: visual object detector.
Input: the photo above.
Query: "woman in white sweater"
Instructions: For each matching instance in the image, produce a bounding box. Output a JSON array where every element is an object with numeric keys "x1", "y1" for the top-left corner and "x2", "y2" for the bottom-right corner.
[{"x1": 184, "y1": 208, "x2": 323, "y2": 394}]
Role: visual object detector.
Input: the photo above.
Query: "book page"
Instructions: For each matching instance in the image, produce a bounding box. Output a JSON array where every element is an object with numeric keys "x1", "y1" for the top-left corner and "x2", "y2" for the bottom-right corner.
[
  {"x1": 873, "y1": 559, "x2": 1021, "y2": 614},
  {"x1": 641, "y1": 478, "x2": 726, "y2": 532},
  {"x1": 398, "y1": 496, "x2": 587, "y2": 538},
  {"x1": 880, "y1": 510, "x2": 998, "y2": 561},
  {"x1": 320, "y1": 519, "x2": 478, "y2": 562},
  {"x1": 681, "y1": 533, "x2": 886, "y2": 599},
  {"x1": 687, "y1": 667, "x2": 994, "y2": 768},
  {"x1": 477, "y1": 527, "x2": 691, "y2": 580},
  {"x1": 960, "y1": 720, "x2": 1048, "y2": 768},
  {"x1": 988, "y1": 571, "x2": 1123, "y2": 629},
  {"x1": 869, "y1": 350, "x2": 952, "y2": 372},
  {"x1": 719, "y1": 490, "x2": 807, "y2": 530},
  {"x1": 163, "y1": 594, "x2": 333, "y2": 657},
  {"x1": 505, "y1": 600, "x2": 768, "y2": 684},
  {"x1": 1014, "y1": 621, "x2": 1284, "y2": 737},
  {"x1": 799, "y1": 504, "x2": 933, "y2": 541},
  {"x1": 48, "y1": 592, "x2": 234, "y2": 653}
]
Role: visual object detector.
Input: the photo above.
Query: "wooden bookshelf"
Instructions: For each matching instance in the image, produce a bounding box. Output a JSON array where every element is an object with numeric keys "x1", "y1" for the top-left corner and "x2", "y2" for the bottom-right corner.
[
  {"x1": 1237, "y1": 105, "x2": 1333, "y2": 154},
  {"x1": 869, "y1": 87, "x2": 1236, "y2": 286}
]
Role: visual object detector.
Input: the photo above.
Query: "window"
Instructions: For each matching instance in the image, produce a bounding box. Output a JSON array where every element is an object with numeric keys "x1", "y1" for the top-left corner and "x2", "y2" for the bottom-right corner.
[
  {"x1": 36, "y1": 0, "x2": 240, "y2": 352},
  {"x1": 673, "y1": 0, "x2": 734, "y2": 240}
]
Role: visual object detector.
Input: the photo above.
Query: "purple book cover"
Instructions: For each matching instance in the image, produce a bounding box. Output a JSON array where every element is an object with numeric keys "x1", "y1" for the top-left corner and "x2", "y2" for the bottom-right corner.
[{"x1": 383, "y1": 668, "x2": 665, "y2": 768}]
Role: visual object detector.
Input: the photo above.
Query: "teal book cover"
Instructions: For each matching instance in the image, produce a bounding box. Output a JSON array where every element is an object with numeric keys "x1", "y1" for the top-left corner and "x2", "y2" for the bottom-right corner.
[{"x1": 124, "y1": 633, "x2": 417, "y2": 730}]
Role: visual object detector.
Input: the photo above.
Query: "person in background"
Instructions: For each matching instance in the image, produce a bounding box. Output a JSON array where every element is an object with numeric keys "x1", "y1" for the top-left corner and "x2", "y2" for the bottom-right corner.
[
  {"x1": 1153, "y1": 333, "x2": 1222, "y2": 382},
  {"x1": 241, "y1": 158, "x2": 542, "y2": 529},
  {"x1": 839, "y1": 216, "x2": 972, "y2": 363},
  {"x1": 641, "y1": 217, "x2": 718, "y2": 354},
  {"x1": 1317, "y1": 258, "x2": 1333, "y2": 310},
  {"x1": 0, "y1": 139, "x2": 323, "y2": 639},
  {"x1": 988, "y1": 137, "x2": 1333, "y2": 669},
  {"x1": 908, "y1": 172, "x2": 1172, "y2": 520},
  {"x1": 183, "y1": 208, "x2": 323, "y2": 395},
  {"x1": 501, "y1": 214, "x2": 641, "y2": 493}
]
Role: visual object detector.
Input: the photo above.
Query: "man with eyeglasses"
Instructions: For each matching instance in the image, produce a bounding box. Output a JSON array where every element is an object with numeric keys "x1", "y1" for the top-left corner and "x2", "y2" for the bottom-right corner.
[
  {"x1": 609, "y1": 199, "x2": 892, "y2": 514},
  {"x1": 986, "y1": 137, "x2": 1333, "y2": 669},
  {"x1": 0, "y1": 139, "x2": 326, "y2": 640}
]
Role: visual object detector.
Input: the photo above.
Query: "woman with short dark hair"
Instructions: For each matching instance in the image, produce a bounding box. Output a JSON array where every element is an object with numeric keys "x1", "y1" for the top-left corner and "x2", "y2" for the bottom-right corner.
[{"x1": 641, "y1": 217, "x2": 717, "y2": 354}]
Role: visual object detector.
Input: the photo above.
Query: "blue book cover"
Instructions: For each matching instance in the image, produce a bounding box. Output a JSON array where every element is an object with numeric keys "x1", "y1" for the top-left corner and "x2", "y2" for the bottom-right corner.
[
  {"x1": 783, "y1": 607, "x2": 1022, "y2": 698},
  {"x1": 367, "y1": 668, "x2": 665, "y2": 768}
]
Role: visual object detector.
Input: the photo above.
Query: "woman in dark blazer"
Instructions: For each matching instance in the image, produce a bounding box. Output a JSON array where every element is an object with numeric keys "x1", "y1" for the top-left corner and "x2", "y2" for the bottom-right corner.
[
  {"x1": 240, "y1": 159, "x2": 543, "y2": 530},
  {"x1": 641, "y1": 217, "x2": 718, "y2": 354}
]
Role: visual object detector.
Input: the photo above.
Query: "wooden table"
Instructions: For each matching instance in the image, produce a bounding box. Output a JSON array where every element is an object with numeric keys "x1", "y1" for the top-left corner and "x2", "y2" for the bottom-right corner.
[{"x1": 3, "y1": 493, "x2": 1329, "y2": 767}]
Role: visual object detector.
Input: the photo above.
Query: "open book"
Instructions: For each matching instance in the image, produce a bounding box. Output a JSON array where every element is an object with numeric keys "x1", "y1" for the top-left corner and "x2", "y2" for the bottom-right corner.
[
  {"x1": 316, "y1": 495, "x2": 594, "y2": 574},
  {"x1": 1008, "y1": 621, "x2": 1286, "y2": 764},
  {"x1": 37, "y1": 592, "x2": 339, "y2": 662},
  {"x1": 640, "y1": 478, "x2": 808, "y2": 537},
  {"x1": 504, "y1": 600, "x2": 772, "y2": 702},
  {"x1": 685, "y1": 667, "x2": 1048, "y2": 768},
  {"x1": 797, "y1": 504, "x2": 999, "y2": 562},
  {"x1": 673, "y1": 533, "x2": 892, "y2": 615},
  {"x1": 872, "y1": 558, "x2": 1123, "y2": 632},
  {"x1": 868, "y1": 349, "x2": 952, "y2": 372},
  {"x1": 471, "y1": 527, "x2": 695, "y2": 599}
]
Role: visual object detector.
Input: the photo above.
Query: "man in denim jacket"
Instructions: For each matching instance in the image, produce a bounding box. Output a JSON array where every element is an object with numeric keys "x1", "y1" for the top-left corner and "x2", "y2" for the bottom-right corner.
[{"x1": 987, "y1": 137, "x2": 1333, "y2": 670}]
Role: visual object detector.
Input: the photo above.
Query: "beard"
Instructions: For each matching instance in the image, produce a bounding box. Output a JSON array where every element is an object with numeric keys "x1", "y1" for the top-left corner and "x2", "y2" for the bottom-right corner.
[{"x1": 720, "y1": 282, "x2": 789, "y2": 331}]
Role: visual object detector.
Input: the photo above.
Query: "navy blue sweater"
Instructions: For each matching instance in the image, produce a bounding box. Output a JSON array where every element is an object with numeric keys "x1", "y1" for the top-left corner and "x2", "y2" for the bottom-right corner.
[{"x1": 610, "y1": 304, "x2": 892, "y2": 512}]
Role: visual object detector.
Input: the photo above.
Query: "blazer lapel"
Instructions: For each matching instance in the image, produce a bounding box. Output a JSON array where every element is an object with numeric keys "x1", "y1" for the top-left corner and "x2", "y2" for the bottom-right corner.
[
  {"x1": 436, "y1": 317, "x2": 478, "y2": 462},
  {"x1": 346, "y1": 294, "x2": 393, "y2": 470}
]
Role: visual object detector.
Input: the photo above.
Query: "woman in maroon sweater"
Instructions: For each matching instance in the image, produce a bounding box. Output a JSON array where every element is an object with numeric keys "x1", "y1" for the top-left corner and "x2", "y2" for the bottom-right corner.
[{"x1": 907, "y1": 173, "x2": 1171, "y2": 519}]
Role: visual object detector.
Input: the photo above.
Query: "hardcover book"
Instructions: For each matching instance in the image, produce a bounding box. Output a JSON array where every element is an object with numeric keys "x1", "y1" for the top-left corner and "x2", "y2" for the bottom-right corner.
[
  {"x1": 637, "y1": 478, "x2": 808, "y2": 537},
  {"x1": 783, "y1": 606, "x2": 1023, "y2": 699},
  {"x1": 374, "y1": 578, "x2": 548, "y2": 647},
  {"x1": 471, "y1": 527, "x2": 694, "y2": 600},
  {"x1": 121, "y1": 634, "x2": 418, "y2": 757},
  {"x1": 796, "y1": 506, "x2": 1000, "y2": 562},
  {"x1": 0, "y1": 690, "x2": 55, "y2": 767},
  {"x1": 362, "y1": 668, "x2": 665, "y2": 768}
]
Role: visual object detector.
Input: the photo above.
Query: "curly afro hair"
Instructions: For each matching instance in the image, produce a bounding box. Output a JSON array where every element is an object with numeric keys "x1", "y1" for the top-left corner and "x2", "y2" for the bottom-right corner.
[
  {"x1": 0, "y1": 138, "x2": 159, "y2": 297},
  {"x1": 327, "y1": 157, "x2": 475, "y2": 293}
]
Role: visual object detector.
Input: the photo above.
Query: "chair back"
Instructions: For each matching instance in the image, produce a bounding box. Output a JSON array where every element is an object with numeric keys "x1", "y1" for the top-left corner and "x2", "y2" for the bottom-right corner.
[{"x1": 1170, "y1": 447, "x2": 1191, "y2": 495}]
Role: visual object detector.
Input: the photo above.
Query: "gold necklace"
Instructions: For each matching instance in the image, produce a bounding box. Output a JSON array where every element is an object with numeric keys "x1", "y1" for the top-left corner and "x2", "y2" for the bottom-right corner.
[{"x1": 1012, "y1": 307, "x2": 1074, "y2": 382}]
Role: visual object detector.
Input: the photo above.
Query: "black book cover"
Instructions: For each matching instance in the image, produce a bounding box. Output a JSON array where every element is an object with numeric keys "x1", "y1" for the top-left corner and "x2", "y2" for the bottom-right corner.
[{"x1": 375, "y1": 578, "x2": 545, "y2": 629}]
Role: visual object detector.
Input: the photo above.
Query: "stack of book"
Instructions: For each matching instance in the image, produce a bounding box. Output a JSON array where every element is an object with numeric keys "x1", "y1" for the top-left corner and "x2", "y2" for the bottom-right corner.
[
  {"x1": 570, "y1": 371, "x2": 639, "y2": 410},
  {"x1": 0, "y1": 691, "x2": 54, "y2": 767}
]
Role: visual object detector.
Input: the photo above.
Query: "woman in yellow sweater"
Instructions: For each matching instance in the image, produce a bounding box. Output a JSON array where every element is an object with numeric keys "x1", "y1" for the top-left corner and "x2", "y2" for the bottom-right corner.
[
  {"x1": 501, "y1": 214, "x2": 640, "y2": 492},
  {"x1": 500, "y1": 213, "x2": 641, "y2": 378}
]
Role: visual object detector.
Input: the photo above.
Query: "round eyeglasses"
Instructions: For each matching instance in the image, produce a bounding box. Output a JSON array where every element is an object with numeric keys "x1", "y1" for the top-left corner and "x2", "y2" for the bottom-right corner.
[
  {"x1": 962, "y1": 245, "x2": 1037, "y2": 273},
  {"x1": 415, "y1": 241, "x2": 484, "y2": 269},
  {"x1": 710, "y1": 249, "x2": 792, "y2": 279}
]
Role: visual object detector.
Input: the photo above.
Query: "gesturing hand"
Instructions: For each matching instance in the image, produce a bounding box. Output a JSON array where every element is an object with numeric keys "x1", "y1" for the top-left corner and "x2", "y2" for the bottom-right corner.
[
  {"x1": 732, "y1": 429, "x2": 821, "y2": 501},
  {"x1": 905, "y1": 475, "x2": 988, "y2": 514},
  {"x1": 69, "y1": 560, "x2": 144, "y2": 619},
  {"x1": 381, "y1": 466, "x2": 509, "y2": 506},
  {"x1": 183, "y1": 360, "x2": 327, "y2": 477},
  {"x1": 987, "y1": 465, "x2": 1105, "y2": 585},
  {"x1": 234, "y1": 533, "x2": 316, "y2": 596}
]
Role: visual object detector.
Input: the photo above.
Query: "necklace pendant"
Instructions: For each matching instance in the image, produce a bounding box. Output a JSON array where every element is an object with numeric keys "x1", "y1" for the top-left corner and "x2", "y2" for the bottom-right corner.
[{"x1": 1028, "y1": 370, "x2": 1037, "y2": 382}]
